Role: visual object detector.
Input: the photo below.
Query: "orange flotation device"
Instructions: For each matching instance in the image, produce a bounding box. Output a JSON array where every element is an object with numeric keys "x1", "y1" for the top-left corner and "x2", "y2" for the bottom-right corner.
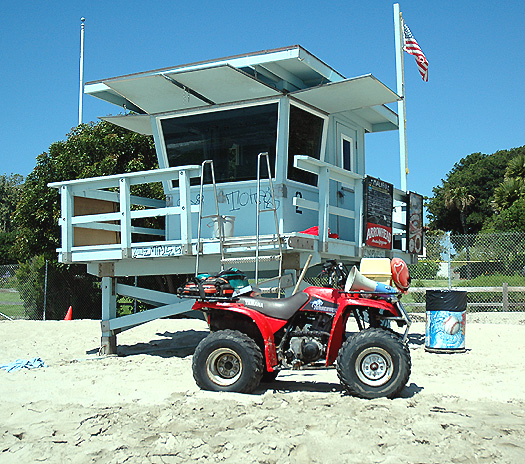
[{"x1": 391, "y1": 258, "x2": 411, "y2": 293}]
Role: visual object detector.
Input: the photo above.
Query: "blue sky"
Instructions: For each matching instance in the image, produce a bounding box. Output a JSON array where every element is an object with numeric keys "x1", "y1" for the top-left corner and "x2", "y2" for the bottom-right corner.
[{"x1": 1, "y1": 0, "x2": 523, "y2": 202}]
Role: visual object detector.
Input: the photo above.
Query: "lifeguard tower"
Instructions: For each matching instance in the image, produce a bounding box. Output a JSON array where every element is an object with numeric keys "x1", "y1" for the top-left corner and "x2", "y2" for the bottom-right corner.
[{"x1": 49, "y1": 45, "x2": 422, "y2": 353}]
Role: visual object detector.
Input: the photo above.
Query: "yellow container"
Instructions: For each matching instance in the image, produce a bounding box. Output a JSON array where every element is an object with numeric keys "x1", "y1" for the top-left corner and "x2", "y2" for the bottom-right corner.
[{"x1": 360, "y1": 258, "x2": 392, "y2": 285}]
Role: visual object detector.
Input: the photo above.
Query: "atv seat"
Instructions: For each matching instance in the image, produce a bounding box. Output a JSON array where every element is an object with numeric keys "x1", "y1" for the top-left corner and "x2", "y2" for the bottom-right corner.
[{"x1": 239, "y1": 292, "x2": 310, "y2": 320}]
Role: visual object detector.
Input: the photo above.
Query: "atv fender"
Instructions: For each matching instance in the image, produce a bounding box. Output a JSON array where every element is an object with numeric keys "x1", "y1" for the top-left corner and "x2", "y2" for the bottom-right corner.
[
  {"x1": 325, "y1": 297, "x2": 401, "y2": 366},
  {"x1": 192, "y1": 301, "x2": 287, "y2": 371}
]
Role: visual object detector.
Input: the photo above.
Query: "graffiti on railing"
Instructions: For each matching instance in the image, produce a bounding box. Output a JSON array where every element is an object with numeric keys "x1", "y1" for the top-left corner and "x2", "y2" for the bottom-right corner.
[{"x1": 132, "y1": 245, "x2": 183, "y2": 258}]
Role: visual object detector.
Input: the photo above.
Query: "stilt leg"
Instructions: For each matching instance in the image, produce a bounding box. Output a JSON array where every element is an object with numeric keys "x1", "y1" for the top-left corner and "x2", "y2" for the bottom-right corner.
[{"x1": 100, "y1": 276, "x2": 117, "y2": 355}]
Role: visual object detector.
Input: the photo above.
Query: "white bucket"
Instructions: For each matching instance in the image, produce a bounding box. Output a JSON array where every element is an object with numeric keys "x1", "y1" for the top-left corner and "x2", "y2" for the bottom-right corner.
[{"x1": 210, "y1": 215, "x2": 235, "y2": 238}]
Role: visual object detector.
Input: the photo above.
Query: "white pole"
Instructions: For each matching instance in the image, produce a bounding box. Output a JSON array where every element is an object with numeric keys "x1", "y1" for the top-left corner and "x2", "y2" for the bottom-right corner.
[
  {"x1": 394, "y1": 3, "x2": 408, "y2": 192},
  {"x1": 78, "y1": 17, "x2": 85, "y2": 126}
]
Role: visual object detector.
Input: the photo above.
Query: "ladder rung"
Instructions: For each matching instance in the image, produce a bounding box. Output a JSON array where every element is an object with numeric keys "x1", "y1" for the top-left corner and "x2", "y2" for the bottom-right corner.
[
  {"x1": 221, "y1": 256, "x2": 281, "y2": 265},
  {"x1": 259, "y1": 209, "x2": 276, "y2": 213}
]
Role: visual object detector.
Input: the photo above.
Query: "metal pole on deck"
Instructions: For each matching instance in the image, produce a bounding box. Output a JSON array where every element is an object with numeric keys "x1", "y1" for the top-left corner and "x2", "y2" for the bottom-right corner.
[
  {"x1": 394, "y1": 3, "x2": 408, "y2": 192},
  {"x1": 78, "y1": 17, "x2": 85, "y2": 125}
]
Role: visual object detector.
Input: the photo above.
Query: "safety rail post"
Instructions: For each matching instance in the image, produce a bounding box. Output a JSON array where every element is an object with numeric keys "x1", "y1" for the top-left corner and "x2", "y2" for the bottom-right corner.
[
  {"x1": 179, "y1": 168, "x2": 193, "y2": 254},
  {"x1": 119, "y1": 177, "x2": 132, "y2": 258},
  {"x1": 60, "y1": 184, "x2": 74, "y2": 263},
  {"x1": 317, "y1": 166, "x2": 330, "y2": 252}
]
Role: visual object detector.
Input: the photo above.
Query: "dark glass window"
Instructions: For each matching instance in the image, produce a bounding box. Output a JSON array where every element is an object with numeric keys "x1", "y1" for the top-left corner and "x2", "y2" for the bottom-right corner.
[
  {"x1": 161, "y1": 104, "x2": 278, "y2": 185},
  {"x1": 343, "y1": 138, "x2": 352, "y2": 171},
  {"x1": 287, "y1": 105, "x2": 324, "y2": 186}
]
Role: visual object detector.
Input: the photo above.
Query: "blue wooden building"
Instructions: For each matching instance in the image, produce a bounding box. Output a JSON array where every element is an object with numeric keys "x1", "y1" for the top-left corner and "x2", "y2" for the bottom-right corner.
[{"x1": 50, "y1": 45, "x2": 418, "y2": 352}]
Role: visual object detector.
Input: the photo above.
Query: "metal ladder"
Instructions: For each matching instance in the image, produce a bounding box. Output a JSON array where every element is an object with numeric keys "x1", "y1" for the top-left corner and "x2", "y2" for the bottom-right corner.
[
  {"x1": 195, "y1": 160, "x2": 224, "y2": 276},
  {"x1": 220, "y1": 152, "x2": 284, "y2": 295}
]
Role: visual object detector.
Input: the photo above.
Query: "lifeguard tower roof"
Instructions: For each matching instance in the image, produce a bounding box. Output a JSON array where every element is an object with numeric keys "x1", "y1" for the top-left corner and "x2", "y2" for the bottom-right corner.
[{"x1": 85, "y1": 45, "x2": 399, "y2": 135}]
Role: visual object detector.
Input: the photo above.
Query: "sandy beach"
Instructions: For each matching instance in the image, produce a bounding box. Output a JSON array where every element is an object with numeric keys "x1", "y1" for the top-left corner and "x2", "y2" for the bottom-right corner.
[{"x1": 1, "y1": 314, "x2": 524, "y2": 463}]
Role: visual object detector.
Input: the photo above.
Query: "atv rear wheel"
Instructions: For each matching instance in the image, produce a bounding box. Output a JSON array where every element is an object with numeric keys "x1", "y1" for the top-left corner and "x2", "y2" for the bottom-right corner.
[
  {"x1": 336, "y1": 328, "x2": 411, "y2": 399},
  {"x1": 192, "y1": 329, "x2": 264, "y2": 393}
]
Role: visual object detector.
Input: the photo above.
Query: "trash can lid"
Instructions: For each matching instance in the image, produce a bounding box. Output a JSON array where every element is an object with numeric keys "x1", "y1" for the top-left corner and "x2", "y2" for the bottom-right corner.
[{"x1": 426, "y1": 289, "x2": 467, "y2": 311}]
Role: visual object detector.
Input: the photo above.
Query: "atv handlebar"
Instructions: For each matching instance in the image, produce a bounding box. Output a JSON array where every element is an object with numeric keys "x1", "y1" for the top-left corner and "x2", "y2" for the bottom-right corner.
[{"x1": 318, "y1": 260, "x2": 349, "y2": 289}]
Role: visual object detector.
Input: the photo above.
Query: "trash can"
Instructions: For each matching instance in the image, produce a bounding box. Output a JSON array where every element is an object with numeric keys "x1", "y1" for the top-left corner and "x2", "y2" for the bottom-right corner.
[{"x1": 425, "y1": 290, "x2": 467, "y2": 353}]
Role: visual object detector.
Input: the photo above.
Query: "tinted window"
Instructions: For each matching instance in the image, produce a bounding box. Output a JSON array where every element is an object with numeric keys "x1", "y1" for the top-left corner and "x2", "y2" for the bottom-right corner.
[
  {"x1": 287, "y1": 105, "x2": 324, "y2": 186},
  {"x1": 343, "y1": 138, "x2": 352, "y2": 171},
  {"x1": 162, "y1": 104, "x2": 278, "y2": 184}
]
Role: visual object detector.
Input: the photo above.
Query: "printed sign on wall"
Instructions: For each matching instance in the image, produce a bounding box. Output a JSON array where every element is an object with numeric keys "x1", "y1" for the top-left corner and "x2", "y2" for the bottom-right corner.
[
  {"x1": 407, "y1": 192, "x2": 424, "y2": 254},
  {"x1": 363, "y1": 176, "x2": 393, "y2": 249}
]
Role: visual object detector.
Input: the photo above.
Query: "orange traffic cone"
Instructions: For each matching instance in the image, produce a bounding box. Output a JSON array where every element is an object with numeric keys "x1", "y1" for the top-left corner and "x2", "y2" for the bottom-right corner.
[{"x1": 64, "y1": 306, "x2": 72, "y2": 321}]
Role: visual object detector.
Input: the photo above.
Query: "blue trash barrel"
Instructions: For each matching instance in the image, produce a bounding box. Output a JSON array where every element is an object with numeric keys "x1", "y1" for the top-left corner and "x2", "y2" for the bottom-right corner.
[{"x1": 425, "y1": 290, "x2": 467, "y2": 353}]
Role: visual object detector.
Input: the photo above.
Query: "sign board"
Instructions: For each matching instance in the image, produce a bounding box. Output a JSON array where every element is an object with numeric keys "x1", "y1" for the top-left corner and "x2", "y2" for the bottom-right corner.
[
  {"x1": 363, "y1": 176, "x2": 393, "y2": 249},
  {"x1": 407, "y1": 192, "x2": 424, "y2": 254}
]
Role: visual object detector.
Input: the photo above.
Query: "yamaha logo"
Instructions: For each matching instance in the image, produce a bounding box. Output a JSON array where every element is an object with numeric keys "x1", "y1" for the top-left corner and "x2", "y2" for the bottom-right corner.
[{"x1": 243, "y1": 298, "x2": 264, "y2": 308}]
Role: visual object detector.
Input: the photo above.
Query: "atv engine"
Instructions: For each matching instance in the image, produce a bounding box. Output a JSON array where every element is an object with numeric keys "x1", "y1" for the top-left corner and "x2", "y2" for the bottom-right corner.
[
  {"x1": 288, "y1": 336, "x2": 325, "y2": 364},
  {"x1": 283, "y1": 312, "x2": 332, "y2": 367}
]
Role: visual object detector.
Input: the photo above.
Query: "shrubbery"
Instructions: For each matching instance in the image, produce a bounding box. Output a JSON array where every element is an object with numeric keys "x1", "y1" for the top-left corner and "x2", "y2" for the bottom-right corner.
[{"x1": 408, "y1": 260, "x2": 440, "y2": 280}]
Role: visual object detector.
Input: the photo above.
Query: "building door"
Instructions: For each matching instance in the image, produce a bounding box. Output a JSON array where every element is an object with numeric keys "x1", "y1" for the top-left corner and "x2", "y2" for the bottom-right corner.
[{"x1": 335, "y1": 126, "x2": 357, "y2": 241}]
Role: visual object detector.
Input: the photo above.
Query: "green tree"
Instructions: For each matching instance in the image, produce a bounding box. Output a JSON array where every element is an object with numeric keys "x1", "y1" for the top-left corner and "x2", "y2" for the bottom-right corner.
[
  {"x1": 493, "y1": 154, "x2": 525, "y2": 212},
  {"x1": 12, "y1": 121, "x2": 160, "y2": 261},
  {"x1": 484, "y1": 197, "x2": 525, "y2": 233},
  {"x1": 493, "y1": 177, "x2": 525, "y2": 211},
  {"x1": 427, "y1": 146, "x2": 525, "y2": 233},
  {"x1": 0, "y1": 173, "x2": 24, "y2": 264},
  {"x1": 486, "y1": 153, "x2": 525, "y2": 232}
]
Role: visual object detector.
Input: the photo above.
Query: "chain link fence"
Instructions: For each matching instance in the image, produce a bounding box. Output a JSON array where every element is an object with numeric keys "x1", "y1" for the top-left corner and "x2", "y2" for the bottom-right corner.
[
  {"x1": 0, "y1": 265, "x2": 21, "y2": 320},
  {"x1": 0, "y1": 261, "x2": 189, "y2": 321},
  {"x1": 0, "y1": 261, "x2": 101, "y2": 321},
  {"x1": 404, "y1": 231, "x2": 525, "y2": 322},
  {"x1": 2, "y1": 231, "x2": 524, "y2": 322}
]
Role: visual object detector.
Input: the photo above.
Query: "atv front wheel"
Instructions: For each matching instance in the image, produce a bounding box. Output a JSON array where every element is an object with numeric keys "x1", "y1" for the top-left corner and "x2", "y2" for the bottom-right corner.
[
  {"x1": 336, "y1": 328, "x2": 411, "y2": 399},
  {"x1": 192, "y1": 329, "x2": 264, "y2": 393}
]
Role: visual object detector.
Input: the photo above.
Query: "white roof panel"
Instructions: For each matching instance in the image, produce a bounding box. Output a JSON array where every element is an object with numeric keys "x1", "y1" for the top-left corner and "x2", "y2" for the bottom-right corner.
[
  {"x1": 104, "y1": 75, "x2": 210, "y2": 114},
  {"x1": 350, "y1": 105, "x2": 399, "y2": 132},
  {"x1": 165, "y1": 65, "x2": 282, "y2": 105},
  {"x1": 101, "y1": 114, "x2": 153, "y2": 135},
  {"x1": 289, "y1": 75, "x2": 400, "y2": 113}
]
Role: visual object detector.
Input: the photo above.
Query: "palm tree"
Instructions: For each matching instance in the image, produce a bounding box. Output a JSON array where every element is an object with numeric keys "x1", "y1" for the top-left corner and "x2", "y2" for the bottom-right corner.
[
  {"x1": 493, "y1": 177, "x2": 525, "y2": 211},
  {"x1": 444, "y1": 187, "x2": 475, "y2": 279},
  {"x1": 493, "y1": 154, "x2": 525, "y2": 211},
  {"x1": 504, "y1": 153, "x2": 525, "y2": 180},
  {"x1": 444, "y1": 187, "x2": 475, "y2": 235}
]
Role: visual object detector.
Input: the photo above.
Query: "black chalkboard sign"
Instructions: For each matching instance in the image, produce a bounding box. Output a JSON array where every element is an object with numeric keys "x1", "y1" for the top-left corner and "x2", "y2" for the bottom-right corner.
[{"x1": 363, "y1": 176, "x2": 393, "y2": 249}]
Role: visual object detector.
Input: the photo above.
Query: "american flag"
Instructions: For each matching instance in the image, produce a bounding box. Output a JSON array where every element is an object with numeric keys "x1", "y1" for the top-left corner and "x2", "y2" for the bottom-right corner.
[{"x1": 403, "y1": 22, "x2": 428, "y2": 82}]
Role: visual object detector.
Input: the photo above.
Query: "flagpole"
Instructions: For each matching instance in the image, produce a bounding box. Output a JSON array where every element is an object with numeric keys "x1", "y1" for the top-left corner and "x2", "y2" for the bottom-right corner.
[
  {"x1": 78, "y1": 17, "x2": 85, "y2": 126},
  {"x1": 394, "y1": 3, "x2": 408, "y2": 192}
]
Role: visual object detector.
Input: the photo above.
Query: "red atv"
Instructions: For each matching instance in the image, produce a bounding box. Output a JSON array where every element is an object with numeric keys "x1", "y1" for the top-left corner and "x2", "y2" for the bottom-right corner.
[{"x1": 188, "y1": 260, "x2": 412, "y2": 399}]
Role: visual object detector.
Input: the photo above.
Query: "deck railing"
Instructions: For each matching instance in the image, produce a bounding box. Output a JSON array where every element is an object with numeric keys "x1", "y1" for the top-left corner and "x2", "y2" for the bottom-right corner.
[
  {"x1": 293, "y1": 155, "x2": 364, "y2": 251},
  {"x1": 49, "y1": 166, "x2": 201, "y2": 262}
]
